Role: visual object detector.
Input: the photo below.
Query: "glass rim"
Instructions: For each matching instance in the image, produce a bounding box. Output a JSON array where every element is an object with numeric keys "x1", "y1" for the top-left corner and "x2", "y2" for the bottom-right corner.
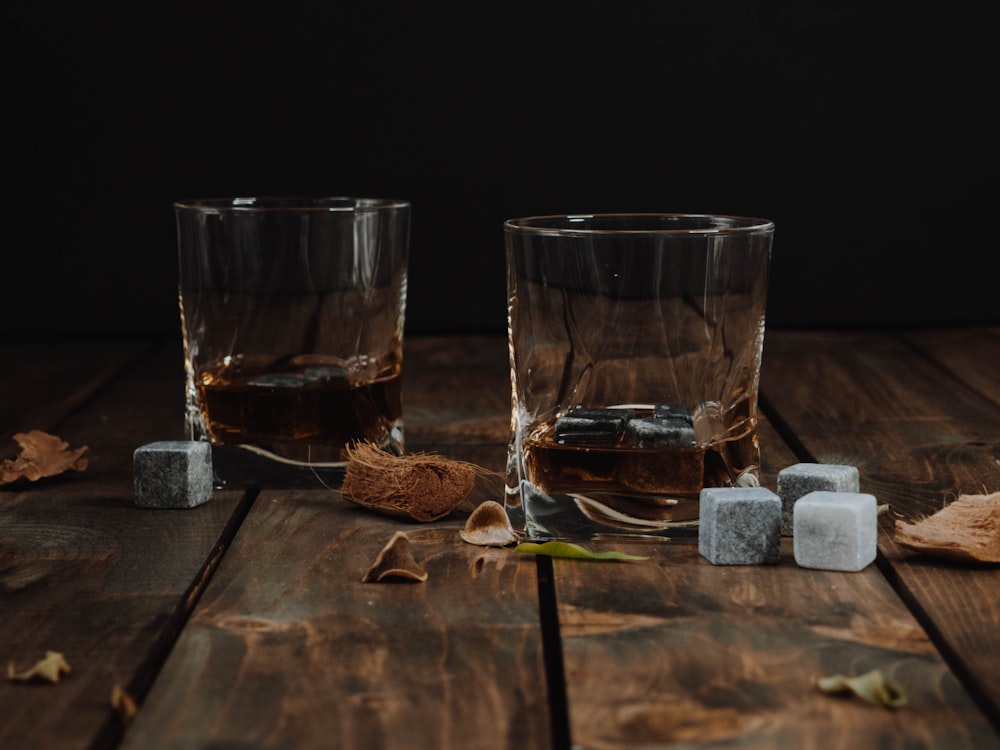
[
  {"x1": 173, "y1": 196, "x2": 410, "y2": 213},
  {"x1": 504, "y1": 212, "x2": 774, "y2": 236}
]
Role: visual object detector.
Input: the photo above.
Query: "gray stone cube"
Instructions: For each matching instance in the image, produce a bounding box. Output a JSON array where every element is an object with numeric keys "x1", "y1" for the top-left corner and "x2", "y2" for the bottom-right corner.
[
  {"x1": 554, "y1": 407, "x2": 633, "y2": 446},
  {"x1": 699, "y1": 487, "x2": 782, "y2": 565},
  {"x1": 793, "y1": 491, "x2": 877, "y2": 572},
  {"x1": 134, "y1": 441, "x2": 213, "y2": 509},
  {"x1": 777, "y1": 463, "x2": 859, "y2": 536},
  {"x1": 626, "y1": 417, "x2": 696, "y2": 448}
]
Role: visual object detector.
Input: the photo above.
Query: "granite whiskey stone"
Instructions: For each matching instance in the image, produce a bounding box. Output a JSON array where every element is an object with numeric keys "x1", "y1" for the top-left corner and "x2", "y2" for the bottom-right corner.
[
  {"x1": 553, "y1": 407, "x2": 634, "y2": 446},
  {"x1": 134, "y1": 441, "x2": 213, "y2": 509},
  {"x1": 699, "y1": 487, "x2": 782, "y2": 565},
  {"x1": 777, "y1": 463, "x2": 860, "y2": 536}
]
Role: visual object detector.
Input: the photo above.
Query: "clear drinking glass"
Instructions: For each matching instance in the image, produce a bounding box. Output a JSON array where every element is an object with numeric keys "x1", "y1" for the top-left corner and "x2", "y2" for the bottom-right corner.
[
  {"x1": 174, "y1": 196, "x2": 410, "y2": 486},
  {"x1": 505, "y1": 213, "x2": 774, "y2": 540}
]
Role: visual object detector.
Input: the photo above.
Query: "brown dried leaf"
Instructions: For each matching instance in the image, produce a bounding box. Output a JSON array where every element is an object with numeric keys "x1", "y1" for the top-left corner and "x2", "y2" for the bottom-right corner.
[
  {"x1": 6, "y1": 650, "x2": 71, "y2": 683},
  {"x1": 362, "y1": 531, "x2": 428, "y2": 583},
  {"x1": 895, "y1": 492, "x2": 1000, "y2": 563},
  {"x1": 0, "y1": 430, "x2": 89, "y2": 485},
  {"x1": 460, "y1": 500, "x2": 518, "y2": 547}
]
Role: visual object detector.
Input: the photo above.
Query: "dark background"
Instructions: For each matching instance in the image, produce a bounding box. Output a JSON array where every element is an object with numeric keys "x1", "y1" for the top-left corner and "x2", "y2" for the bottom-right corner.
[{"x1": 4, "y1": 2, "x2": 996, "y2": 341}]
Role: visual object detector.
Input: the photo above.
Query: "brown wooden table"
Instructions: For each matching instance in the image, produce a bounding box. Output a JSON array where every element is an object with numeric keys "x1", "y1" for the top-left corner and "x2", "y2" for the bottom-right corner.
[{"x1": 2, "y1": 328, "x2": 999, "y2": 749}]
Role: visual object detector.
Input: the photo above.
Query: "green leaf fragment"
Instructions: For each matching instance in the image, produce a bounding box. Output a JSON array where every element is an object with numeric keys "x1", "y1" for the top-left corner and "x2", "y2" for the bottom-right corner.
[
  {"x1": 817, "y1": 669, "x2": 907, "y2": 708},
  {"x1": 515, "y1": 541, "x2": 648, "y2": 562}
]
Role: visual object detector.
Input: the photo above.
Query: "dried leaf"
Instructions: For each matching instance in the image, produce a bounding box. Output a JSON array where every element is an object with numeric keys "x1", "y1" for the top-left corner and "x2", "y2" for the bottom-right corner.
[
  {"x1": 111, "y1": 684, "x2": 138, "y2": 724},
  {"x1": 0, "y1": 430, "x2": 88, "y2": 485},
  {"x1": 6, "y1": 650, "x2": 71, "y2": 683},
  {"x1": 460, "y1": 501, "x2": 518, "y2": 547},
  {"x1": 362, "y1": 531, "x2": 428, "y2": 583},
  {"x1": 895, "y1": 492, "x2": 1000, "y2": 563},
  {"x1": 515, "y1": 541, "x2": 649, "y2": 562},
  {"x1": 817, "y1": 669, "x2": 906, "y2": 708}
]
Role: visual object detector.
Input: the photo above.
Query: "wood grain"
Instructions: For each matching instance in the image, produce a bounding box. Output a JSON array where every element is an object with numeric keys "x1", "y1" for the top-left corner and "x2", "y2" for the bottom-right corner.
[
  {"x1": 3, "y1": 331, "x2": 999, "y2": 750},
  {"x1": 902, "y1": 326, "x2": 1000, "y2": 409},
  {"x1": 403, "y1": 335, "x2": 510, "y2": 463},
  {"x1": 0, "y1": 339, "x2": 151, "y2": 448},
  {"x1": 119, "y1": 496, "x2": 551, "y2": 750},
  {"x1": 403, "y1": 335, "x2": 511, "y2": 510},
  {"x1": 553, "y1": 540, "x2": 998, "y2": 749},
  {"x1": 0, "y1": 340, "x2": 249, "y2": 750},
  {"x1": 120, "y1": 337, "x2": 548, "y2": 750},
  {"x1": 761, "y1": 330, "x2": 1000, "y2": 518},
  {"x1": 760, "y1": 329, "x2": 1000, "y2": 725}
]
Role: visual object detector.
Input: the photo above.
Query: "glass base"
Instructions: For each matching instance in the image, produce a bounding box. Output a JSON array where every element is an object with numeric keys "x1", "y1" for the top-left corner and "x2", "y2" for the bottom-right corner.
[
  {"x1": 508, "y1": 481, "x2": 701, "y2": 542},
  {"x1": 209, "y1": 444, "x2": 347, "y2": 489}
]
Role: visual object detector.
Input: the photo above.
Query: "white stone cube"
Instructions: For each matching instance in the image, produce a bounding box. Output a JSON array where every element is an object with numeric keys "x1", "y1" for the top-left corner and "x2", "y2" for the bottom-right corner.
[
  {"x1": 793, "y1": 491, "x2": 877, "y2": 571},
  {"x1": 777, "y1": 463, "x2": 860, "y2": 536}
]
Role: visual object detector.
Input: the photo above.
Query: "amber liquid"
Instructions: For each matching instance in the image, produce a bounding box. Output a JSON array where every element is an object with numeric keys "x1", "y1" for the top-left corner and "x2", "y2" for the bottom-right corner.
[
  {"x1": 197, "y1": 354, "x2": 402, "y2": 462},
  {"x1": 520, "y1": 408, "x2": 759, "y2": 535}
]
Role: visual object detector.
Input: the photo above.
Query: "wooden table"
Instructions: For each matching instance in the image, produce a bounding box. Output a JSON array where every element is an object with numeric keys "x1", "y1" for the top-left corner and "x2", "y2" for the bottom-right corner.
[{"x1": 2, "y1": 328, "x2": 999, "y2": 749}]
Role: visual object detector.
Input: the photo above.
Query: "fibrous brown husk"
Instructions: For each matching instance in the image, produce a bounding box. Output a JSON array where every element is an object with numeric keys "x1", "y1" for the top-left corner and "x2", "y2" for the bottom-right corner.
[
  {"x1": 0, "y1": 430, "x2": 88, "y2": 485},
  {"x1": 460, "y1": 500, "x2": 518, "y2": 547},
  {"x1": 894, "y1": 492, "x2": 1000, "y2": 563},
  {"x1": 342, "y1": 442, "x2": 476, "y2": 522}
]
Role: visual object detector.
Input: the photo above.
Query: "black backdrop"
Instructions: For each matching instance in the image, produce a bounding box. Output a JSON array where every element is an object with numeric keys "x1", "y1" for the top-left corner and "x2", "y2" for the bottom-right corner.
[{"x1": 4, "y1": 2, "x2": 996, "y2": 340}]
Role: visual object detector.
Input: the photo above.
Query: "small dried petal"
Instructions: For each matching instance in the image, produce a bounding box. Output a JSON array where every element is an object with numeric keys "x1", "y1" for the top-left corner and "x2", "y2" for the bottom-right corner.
[
  {"x1": 362, "y1": 531, "x2": 428, "y2": 583},
  {"x1": 111, "y1": 684, "x2": 138, "y2": 724},
  {"x1": 7, "y1": 650, "x2": 71, "y2": 683},
  {"x1": 460, "y1": 501, "x2": 517, "y2": 547},
  {"x1": 817, "y1": 669, "x2": 906, "y2": 708}
]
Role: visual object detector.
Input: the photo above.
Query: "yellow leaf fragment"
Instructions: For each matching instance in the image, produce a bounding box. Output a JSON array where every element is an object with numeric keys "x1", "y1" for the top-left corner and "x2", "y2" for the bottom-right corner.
[
  {"x1": 111, "y1": 683, "x2": 138, "y2": 724},
  {"x1": 516, "y1": 541, "x2": 649, "y2": 561},
  {"x1": 0, "y1": 430, "x2": 88, "y2": 485},
  {"x1": 362, "y1": 531, "x2": 428, "y2": 583},
  {"x1": 817, "y1": 668, "x2": 906, "y2": 708},
  {"x1": 6, "y1": 650, "x2": 71, "y2": 683}
]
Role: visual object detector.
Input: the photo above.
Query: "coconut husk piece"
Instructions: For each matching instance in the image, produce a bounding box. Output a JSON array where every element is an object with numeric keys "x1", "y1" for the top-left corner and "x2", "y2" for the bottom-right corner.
[
  {"x1": 342, "y1": 442, "x2": 477, "y2": 522},
  {"x1": 362, "y1": 531, "x2": 428, "y2": 583},
  {"x1": 460, "y1": 500, "x2": 518, "y2": 547},
  {"x1": 894, "y1": 492, "x2": 1000, "y2": 563}
]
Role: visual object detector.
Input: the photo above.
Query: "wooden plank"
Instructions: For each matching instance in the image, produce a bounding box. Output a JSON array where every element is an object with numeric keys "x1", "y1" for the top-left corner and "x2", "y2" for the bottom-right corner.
[
  {"x1": 553, "y1": 540, "x2": 998, "y2": 749},
  {"x1": 402, "y1": 335, "x2": 511, "y2": 511},
  {"x1": 119, "y1": 336, "x2": 550, "y2": 749},
  {"x1": 901, "y1": 325, "x2": 1000, "y2": 409},
  {"x1": 759, "y1": 328, "x2": 1000, "y2": 723},
  {"x1": 550, "y1": 406, "x2": 993, "y2": 747},
  {"x1": 403, "y1": 335, "x2": 510, "y2": 468},
  {"x1": 0, "y1": 340, "x2": 249, "y2": 750},
  {"x1": 760, "y1": 329, "x2": 1000, "y2": 517},
  {"x1": 0, "y1": 339, "x2": 151, "y2": 446},
  {"x1": 119, "y1": 496, "x2": 552, "y2": 750}
]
